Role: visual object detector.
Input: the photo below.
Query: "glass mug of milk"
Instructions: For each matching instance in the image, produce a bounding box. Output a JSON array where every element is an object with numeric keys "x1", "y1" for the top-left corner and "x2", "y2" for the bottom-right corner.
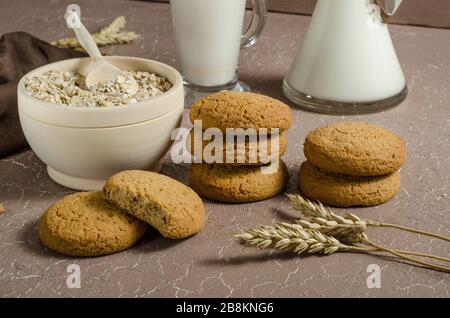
[{"x1": 170, "y1": 0, "x2": 267, "y2": 106}]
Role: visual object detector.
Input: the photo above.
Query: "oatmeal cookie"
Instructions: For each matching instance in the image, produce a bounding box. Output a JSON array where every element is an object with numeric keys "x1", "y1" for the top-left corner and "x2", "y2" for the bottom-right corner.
[
  {"x1": 39, "y1": 192, "x2": 147, "y2": 257},
  {"x1": 304, "y1": 122, "x2": 406, "y2": 176},
  {"x1": 298, "y1": 161, "x2": 400, "y2": 207},
  {"x1": 188, "y1": 161, "x2": 289, "y2": 203},
  {"x1": 103, "y1": 171, "x2": 205, "y2": 239},
  {"x1": 189, "y1": 91, "x2": 292, "y2": 132},
  {"x1": 188, "y1": 130, "x2": 287, "y2": 165}
]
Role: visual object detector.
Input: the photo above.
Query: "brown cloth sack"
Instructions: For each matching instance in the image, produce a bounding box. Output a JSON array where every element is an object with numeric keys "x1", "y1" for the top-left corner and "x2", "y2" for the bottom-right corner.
[{"x1": 0, "y1": 32, "x2": 86, "y2": 158}]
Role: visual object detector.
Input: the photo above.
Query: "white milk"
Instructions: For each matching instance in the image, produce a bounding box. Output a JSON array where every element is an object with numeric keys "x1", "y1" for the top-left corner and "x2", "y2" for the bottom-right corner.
[
  {"x1": 170, "y1": 0, "x2": 246, "y2": 87},
  {"x1": 285, "y1": 0, "x2": 406, "y2": 103}
]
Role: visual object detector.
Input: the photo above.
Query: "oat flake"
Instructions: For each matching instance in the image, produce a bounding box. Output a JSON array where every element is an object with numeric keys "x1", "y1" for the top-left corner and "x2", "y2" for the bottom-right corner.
[{"x1": 24, "y1": 70, "x2": 172, "y2": 107}]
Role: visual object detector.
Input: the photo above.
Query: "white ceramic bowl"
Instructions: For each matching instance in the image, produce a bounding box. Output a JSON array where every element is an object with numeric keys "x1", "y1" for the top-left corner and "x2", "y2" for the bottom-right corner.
[{"x1": 18, "y1": 56, "x2": 184, "y2": 190}]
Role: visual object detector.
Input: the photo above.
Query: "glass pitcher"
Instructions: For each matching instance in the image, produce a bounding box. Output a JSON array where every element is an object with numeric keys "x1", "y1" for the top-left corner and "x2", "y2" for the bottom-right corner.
[{"x1": 283, "y1": 0, "x2": 407, "y2": 114}]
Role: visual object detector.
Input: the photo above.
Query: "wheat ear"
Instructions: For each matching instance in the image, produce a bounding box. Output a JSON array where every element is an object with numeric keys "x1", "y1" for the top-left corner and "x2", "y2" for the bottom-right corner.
[
  {"x1": 51, "y1": 16, "x2": 139, "y2": 50},
  {"x1": 236, "y1": 194, "x2": 450, "y2": 272},
  {"x1": 235, "y1": 223, "x2": 372, "y2": 255},
  {"x1": 287, "y1": 194, "x2": 450, "y2": 243},
  {"x1": 286, "y1": 194, "x2": 450, "y2": 272}
]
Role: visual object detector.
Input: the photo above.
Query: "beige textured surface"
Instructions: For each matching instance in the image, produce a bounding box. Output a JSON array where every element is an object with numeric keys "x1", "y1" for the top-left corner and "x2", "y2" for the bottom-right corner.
[
  {"x1": 298, "y1": 161, "x2": 400, "y2": 207},
  {"x1": 104, "y1": 170, "x2": 205, "y2": 239},
  {"x1": 189, "y1": 91, "x2": 292, "y2": 132},
  {"x1": 0, "y1": 0, "x2": 449, "y2": 297},
  {"x1": 304, "y1": 122, "x2": 406, "y2": 176},
  {"x1": 189, "y1": 161, "x2": 289, "y2": 203},
  {"x1": 188, "y1": 130, "x2": 287, "y2": 166},
  {"x1": 38, "y1": 192, "x2": 148, "y2": 257}
]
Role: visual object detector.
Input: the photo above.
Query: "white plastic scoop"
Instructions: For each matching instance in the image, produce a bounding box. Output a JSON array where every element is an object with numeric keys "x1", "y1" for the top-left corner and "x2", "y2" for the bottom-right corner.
[{"x1": 64, "y1": 10, "x2": 127, "y2": 88}]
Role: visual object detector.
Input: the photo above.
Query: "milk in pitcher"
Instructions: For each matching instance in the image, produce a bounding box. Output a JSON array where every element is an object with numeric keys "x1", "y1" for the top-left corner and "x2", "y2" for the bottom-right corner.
[{"x1": 283, "y1": 0, "x2": 407, "y2": 113}]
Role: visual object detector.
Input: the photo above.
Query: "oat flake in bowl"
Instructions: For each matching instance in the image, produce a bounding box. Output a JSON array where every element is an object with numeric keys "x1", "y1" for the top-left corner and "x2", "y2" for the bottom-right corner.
[{"x1": 24, "y1": 70, "x2": 173, "y2": 107}]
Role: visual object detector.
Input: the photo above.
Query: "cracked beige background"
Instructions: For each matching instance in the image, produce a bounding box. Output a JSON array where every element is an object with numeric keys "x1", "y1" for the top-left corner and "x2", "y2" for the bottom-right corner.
[{"x1": 0, "y1": 0, "x2": 449, "y2": 297}]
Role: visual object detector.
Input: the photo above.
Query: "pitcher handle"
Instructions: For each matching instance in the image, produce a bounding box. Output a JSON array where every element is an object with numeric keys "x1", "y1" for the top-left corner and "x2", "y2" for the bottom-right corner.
[
  {"x1": 241, "y1": 0, "x2": 268, "y2": 48},
  {"x1": 374, "y1": 0, "x2": 403, "y2": 23}
]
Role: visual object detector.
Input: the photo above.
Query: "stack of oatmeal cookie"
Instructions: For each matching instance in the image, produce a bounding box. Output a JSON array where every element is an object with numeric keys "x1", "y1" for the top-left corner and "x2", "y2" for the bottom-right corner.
[
  {"x1": 187, "y1": 91, "x2": 292, "y2": 203},
  {"x1": 298, "y1": 122, "x2": 406, "y2": 207}
]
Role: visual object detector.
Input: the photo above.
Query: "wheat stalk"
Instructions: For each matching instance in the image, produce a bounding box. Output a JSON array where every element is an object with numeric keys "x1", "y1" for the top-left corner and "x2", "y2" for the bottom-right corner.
[
  {"x1": 287, "y1": 193, "x2": 450, "y2": 243},
  {"x1": 287, "y1": 193, "x2": 363, "y2": 225},
  {"x1": 51, "y1": 16, "x2": 139, "y2": 50},
  {"x1": 286, "y1": 193, "x2": 366, "y2": 243},
  {"x1": 295, "y1": 218, "x2": 365, "y2": 244},
  {"x1": 235, "y1": 223, "x2": 371, "y2": 255},
  {"x1": 236, "y1": 226, "x2": 450, "y2": 266},
  {"x1": 365, "y1": 220, "x2": 450, "y2": 243},
  {"x1": 235, "y1": 194, "x2": 450, "y2": 273},
  {"x1": 288, "y1": 194, "x2": 450, "y2": 272}
]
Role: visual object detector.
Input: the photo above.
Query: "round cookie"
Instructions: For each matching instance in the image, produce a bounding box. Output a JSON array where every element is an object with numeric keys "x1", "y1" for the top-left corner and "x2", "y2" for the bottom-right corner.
[
  {"x1": 39, "y1": 192, "x2": 148, "y2": 257},
  {"x1": 188, "y1": 130, "x2": 287, "y2": 165},
  {"x1": 304, "y1": 122, "x2": 406, "y2": 176},
  {"x1": 103, "y1": 171, "x2": 205, "y2": 239},
  {"x1": 188, "y1": 161, "x2": 289, "y2": 203},
  {"x1": 189, "y1": 91, "x2": 292, "y2": 132},
  {"x1": 298, "y1": 161, "x2": 400, "y2": 207}
]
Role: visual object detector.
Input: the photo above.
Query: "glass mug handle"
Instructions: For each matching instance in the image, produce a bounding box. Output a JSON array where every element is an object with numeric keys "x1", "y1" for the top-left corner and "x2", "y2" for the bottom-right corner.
[{"x1": 241, "y1": 0, "x2": 268, "y2": 48}]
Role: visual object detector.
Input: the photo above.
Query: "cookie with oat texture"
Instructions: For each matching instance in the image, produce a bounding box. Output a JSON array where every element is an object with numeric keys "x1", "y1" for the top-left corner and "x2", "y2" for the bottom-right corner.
[
  {"x1": 39, "y1": 191, "x2": 147, "y2": 257},
  {"x1": 298, "y1": 161, "x2": 400, "y2": 207},
  {"x1": 304, "y1": 122, "x2": 406, "y2": 176},
  {"x1": 187, "y1": 130, "x2": 287, "y2": 166},
  {"x1": 189, "y1": 91, "x2": 292, "y2": 132},
  {"x1": 103, "y1": 170, "x2": 205, "y2": 239},
  {"x1": 188, "y1": 160, "x2": 289, "y2": 203}
]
